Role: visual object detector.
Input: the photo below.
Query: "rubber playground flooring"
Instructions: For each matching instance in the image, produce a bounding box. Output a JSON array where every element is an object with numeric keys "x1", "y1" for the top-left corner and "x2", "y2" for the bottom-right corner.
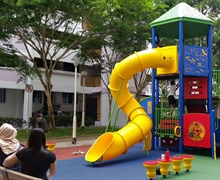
[
  {"x1": 54, "y1": 145, "x2": 91, "y2": 160},
  {"x1": 53, "y1": 143, "x2": 220, "y2": 180}
]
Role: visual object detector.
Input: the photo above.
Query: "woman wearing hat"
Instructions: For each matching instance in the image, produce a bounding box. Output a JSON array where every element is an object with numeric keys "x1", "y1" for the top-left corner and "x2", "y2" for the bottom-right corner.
[{"x1": 0, "y1": 123, "x2": 21, "y2": 172}]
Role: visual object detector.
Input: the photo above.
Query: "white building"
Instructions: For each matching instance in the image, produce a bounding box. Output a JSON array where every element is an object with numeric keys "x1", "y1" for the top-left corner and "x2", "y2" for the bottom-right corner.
[
  {"x1": 1, "y1": 64, "x2": 145, "y2": 127},
  {"x1": 0, "y1": 22, "x2": 153, "y2": 128},
  {"x1": 0, "y1": 46, "x2": 149, "y2": 128}
]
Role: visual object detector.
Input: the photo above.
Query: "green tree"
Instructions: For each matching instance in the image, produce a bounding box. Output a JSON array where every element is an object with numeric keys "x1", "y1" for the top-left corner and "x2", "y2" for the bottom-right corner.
[
  {"x1": 80, "y1": 0, "x2": 167, "y2": 122},
  {"x1": 0, "y1": 0, "x2": 111, "y2": 129}
]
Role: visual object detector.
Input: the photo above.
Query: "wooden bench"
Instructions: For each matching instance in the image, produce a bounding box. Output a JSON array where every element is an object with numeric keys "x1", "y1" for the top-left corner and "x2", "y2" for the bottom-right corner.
[
  {"x1": 0, "y1": 166, "x2": 8, "y2": 180},
  {"x1": 0, "y1": 166, "x2": 43, "y2": 180}
]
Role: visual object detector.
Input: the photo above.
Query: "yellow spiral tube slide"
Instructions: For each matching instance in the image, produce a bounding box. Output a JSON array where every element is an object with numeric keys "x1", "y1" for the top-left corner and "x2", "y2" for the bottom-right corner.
[{"x1": 85, "y1": 46, "x2": 177, "y2": 163}]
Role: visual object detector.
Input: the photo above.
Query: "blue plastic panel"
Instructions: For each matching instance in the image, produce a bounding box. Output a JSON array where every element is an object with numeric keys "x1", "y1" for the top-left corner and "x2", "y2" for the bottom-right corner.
[
  {"x1": 184, "y1": 45, "x2": 208, "y2": 76},
  {"x1": 140, "y1": 97, "x2": 152, "y2": 119}
]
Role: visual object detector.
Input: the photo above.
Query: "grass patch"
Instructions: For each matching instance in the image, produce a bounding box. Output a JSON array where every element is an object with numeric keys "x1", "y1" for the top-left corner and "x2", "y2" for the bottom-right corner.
[{"x1": 17, "y1": 126, "x2": 120, "y2": 141}]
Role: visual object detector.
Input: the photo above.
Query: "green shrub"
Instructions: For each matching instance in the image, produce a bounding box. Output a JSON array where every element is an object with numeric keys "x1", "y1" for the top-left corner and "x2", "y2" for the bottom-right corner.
[
  {"x1": 0, "y1": 113, "x2": 95, "y2": 129},
  {"x1": 18, "y1": 114, "x2": 95, "y2": 128},
  {"x1": 0, "y1": 117, "x2": 24, "y2": 129}
]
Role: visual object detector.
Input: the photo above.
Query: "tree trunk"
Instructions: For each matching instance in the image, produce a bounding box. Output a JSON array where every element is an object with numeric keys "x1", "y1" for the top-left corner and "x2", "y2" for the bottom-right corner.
[
  {"x1": 45, "y1": 88, "x2": 56, "y2": 129},
  {"x1": 47, "y1": 94, "x2": 56, "y2": 129},
  {"x1": 136, "y1": 91, "x2": 141, "y2": 102}
]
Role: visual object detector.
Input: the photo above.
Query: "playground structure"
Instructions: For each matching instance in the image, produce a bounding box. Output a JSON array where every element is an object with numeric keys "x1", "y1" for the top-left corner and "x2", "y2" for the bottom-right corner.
[
  {"x1": 85, "y1": 2, "x2": 218, "y2": 164},
  {"x1": 85, "y1": 46, "x2": 177, "y2": 163},
  {"x1": 150, "y1": 2, "x2": 217, "y2": 158}
]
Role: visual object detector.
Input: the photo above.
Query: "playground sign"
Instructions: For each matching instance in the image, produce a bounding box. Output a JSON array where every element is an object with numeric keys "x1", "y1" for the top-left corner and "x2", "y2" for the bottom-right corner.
[{"x1": 184, "y1": 46, "x2": 208, "y2": 76}]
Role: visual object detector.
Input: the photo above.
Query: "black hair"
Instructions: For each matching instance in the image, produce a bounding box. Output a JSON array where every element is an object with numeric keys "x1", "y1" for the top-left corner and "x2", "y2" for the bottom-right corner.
[
  {"x1": 36, "y1": 114, "x2": 42, "y2": 118},
  {"x1": 27, "y1": 128, "x2": 46, "y2": 151},
  {"x1": 170, "y1": 80, "x2": 175, "y2": 85}
]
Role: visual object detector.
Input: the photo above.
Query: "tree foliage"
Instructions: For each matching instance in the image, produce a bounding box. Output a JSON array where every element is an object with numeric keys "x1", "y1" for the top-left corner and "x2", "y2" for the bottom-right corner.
[
  {"x1": 80, "y1": 0, "x2": 168, "y2": 112},
  {"x1": 1, "y1": 0, "x2": 220, "y2": 127},
  {"x1": 0, "y1": 0, "x2": 111, "y2": 128}
]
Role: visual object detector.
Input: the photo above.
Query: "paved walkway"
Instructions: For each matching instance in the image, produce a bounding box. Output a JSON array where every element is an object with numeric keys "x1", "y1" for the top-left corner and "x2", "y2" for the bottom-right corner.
[
  {"x1": 46, "y1": 135, "x2": 99, "y2": 148},
  {"x1": 55, "y1": 138, "x2": 96, "y2": 148}
]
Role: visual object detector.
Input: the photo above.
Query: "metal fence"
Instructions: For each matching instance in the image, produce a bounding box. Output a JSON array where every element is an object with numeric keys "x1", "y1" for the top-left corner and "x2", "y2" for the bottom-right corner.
[
  {"x1": 213, "y1": 70, "x2": 220, "y2": 98},
  {"x1": 155, "y1": 108, "x2": 179, "y2": 138}
]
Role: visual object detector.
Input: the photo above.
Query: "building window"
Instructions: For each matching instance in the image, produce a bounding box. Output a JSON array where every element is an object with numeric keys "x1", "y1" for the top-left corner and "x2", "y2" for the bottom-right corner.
[
  {"x1": 62, "y1": 93, "x2": 73, "y2": 104},
  {"x1": 0, "y1": 88, "x2": 6, "y2": 103},
  {"x1": 33, "y1": 91, "x2": 42, "y2": 103}
]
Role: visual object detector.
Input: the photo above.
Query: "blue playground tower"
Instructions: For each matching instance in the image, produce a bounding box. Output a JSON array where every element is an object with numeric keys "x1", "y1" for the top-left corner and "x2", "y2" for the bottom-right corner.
[{"x1": 149, "y1": 3, "x2": 216, "y2": 158}]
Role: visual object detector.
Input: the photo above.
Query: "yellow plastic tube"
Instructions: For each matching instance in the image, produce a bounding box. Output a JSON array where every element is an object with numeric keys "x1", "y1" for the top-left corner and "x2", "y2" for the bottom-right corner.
[{"x1": 85, "y1": 46, "x2": 177, "y2": 163}]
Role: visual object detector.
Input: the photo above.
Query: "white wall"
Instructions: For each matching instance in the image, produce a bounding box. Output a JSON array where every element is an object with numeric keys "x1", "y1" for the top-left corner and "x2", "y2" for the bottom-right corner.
[
  {"x1": 99, "y1": 72, "x2": 140, "y2": 127},
  {"x1": 0, "y1": 68, "x2": 26, "y2": 90},
  {"x1": 0, "y1": 67, "x2": 85, "y2": 117},
  {"x1": 0, "y1": 57, "x2": 83, "y2": 94},
  {"x1": 0, "y1": 89, "x2": 23, "y2": 117},
  {"x1": 100, "y1": 92, "x2": 128, "y2": 127}
]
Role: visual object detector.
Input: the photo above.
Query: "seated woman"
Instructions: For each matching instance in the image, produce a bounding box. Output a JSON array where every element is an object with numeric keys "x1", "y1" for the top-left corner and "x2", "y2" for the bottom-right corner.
[
  {"x1": 3, "y1": 128, "x2": 56, "y2": 180},
  {"x1": 0, "y1": 123, "x2": 21, "y2": 172}
]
